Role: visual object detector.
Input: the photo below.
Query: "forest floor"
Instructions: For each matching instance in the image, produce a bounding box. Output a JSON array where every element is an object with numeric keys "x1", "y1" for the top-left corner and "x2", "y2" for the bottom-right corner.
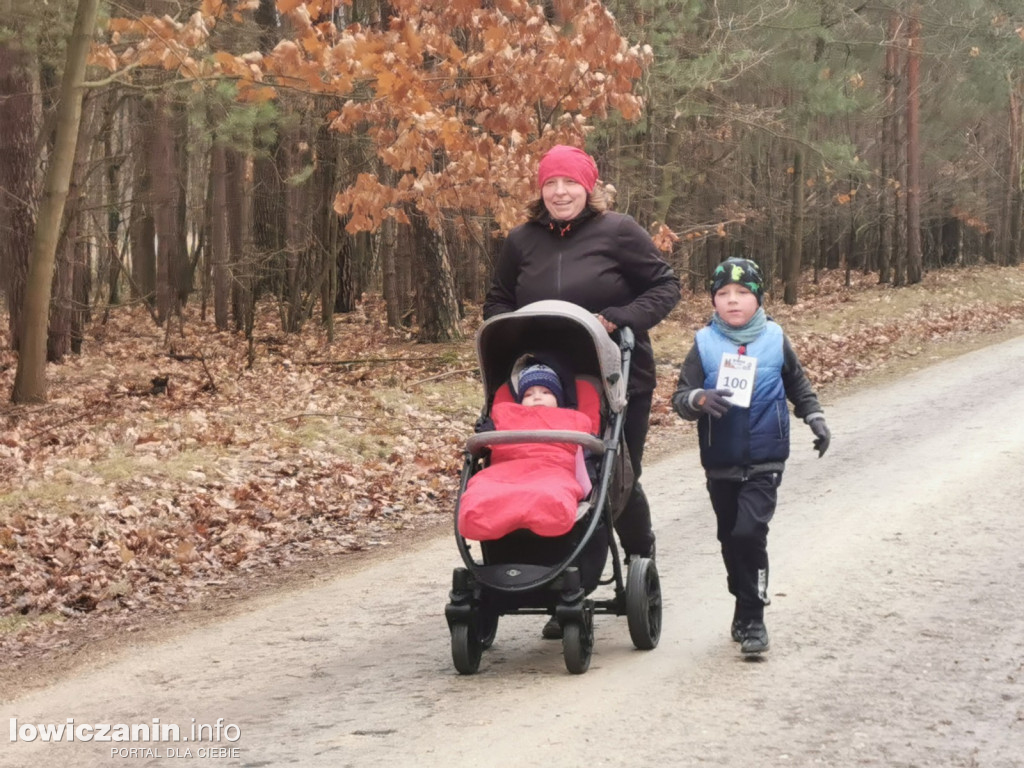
[{"x1": 2, "y1": 264, "x2": 1024, "y2": 700}]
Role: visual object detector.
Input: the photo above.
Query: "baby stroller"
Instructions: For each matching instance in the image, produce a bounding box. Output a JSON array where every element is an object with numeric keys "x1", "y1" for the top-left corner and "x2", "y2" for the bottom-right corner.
[{"x1": 444, "y1": 300, "x2": 661, "y2": 674}]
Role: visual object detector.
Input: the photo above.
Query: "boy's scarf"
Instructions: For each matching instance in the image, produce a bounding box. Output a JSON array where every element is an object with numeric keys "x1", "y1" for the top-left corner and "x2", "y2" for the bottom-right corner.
[{"x1": 711, "y1": 307, "x2": 767, "y2": 346}]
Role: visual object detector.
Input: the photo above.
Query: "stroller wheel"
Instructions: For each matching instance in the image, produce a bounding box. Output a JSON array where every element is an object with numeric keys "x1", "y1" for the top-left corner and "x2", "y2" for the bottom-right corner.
[
  {"x1": 451, "y1": 623, "x2": 483, "y2": 675},
  {"x1": 626, "y1": 557, "x2": 662, "y2": 650},
  {"x1": 478, "y1": 609, "x2": 499, "y2": 650},
  {"x1": 561, "y1": 602, "x2": 594, "y2": 675}
]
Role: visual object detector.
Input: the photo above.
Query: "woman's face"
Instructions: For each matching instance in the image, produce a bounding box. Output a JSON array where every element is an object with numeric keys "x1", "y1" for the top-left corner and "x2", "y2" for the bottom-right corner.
[
  {"x1": 713, "y1": 284, "x2": 760, "y2": 327},
  {"x1": 542, "y1": 176, "x2": 588, "y2": 221}
]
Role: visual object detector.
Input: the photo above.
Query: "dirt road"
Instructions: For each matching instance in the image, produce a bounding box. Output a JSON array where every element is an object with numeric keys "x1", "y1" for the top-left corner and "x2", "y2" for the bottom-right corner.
[{"x1": 4, "y1": 336, "x2": 1023, "y2": 768}]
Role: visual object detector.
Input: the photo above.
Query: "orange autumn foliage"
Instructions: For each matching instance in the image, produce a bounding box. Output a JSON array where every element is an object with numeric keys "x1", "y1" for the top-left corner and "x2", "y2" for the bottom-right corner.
[{"x1": 95, "y1": 0, "x2": 651, "y2": 238}]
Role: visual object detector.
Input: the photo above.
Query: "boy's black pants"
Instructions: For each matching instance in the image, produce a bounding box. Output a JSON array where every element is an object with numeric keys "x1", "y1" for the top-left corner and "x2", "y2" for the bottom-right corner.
[{"x1": 707, "y1": 472, "x2": 781, "y2": 622}]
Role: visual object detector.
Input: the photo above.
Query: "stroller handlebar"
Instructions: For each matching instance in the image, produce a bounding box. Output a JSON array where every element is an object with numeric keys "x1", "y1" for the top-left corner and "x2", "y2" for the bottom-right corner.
[
  {"x1": 615, "y1": 326, "x2": 635, "y2": 351},
  {"x1": 465, "y1": 430, "x2": 606, "y2": 458}
]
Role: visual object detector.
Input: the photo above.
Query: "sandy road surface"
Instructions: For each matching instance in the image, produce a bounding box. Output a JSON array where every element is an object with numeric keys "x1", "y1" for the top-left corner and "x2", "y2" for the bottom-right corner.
[{"x1": 4, "y1": 337, "x2": 1023, "y2": 768}]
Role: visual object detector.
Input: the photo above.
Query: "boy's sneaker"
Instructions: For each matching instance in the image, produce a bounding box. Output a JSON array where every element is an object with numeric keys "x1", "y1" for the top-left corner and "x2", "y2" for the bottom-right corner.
[
  {"x1": 730, "y1": 619, "x2": 744, "y2": 643},
  {"x1": 738, "y1": 620, "x2": 770, "y2": 655}
]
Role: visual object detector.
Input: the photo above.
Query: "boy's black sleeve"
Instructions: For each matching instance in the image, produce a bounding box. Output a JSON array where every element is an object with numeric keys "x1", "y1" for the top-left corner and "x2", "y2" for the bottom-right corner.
[
  {"x1": 671, "y1": 344, "x2": 707, "y2": 421},
  {"x1": 781, "y1": 335, "x2": 825, "y2": 422}
]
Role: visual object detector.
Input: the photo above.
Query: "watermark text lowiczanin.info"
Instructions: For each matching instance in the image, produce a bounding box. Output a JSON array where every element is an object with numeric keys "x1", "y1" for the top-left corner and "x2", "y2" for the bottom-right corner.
[{"x1": 11, "y1": 717, "x2": 242, "y2": 758}]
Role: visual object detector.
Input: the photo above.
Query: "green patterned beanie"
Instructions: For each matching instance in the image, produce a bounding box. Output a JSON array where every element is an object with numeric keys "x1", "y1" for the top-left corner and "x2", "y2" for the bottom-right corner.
[{"x1": 710, "y1": 258, "x2": 765, "y2": 305}]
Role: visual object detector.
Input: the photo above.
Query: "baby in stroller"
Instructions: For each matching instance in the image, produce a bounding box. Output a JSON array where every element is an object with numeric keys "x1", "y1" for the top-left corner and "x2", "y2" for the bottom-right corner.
[{"x1": 457, "y1": 358, "x2": 597, "y2": 542}]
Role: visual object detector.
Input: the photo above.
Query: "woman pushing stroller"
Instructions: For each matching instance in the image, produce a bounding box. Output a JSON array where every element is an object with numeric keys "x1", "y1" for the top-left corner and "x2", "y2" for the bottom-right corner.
[{"x1": 483, "y1": 144, "x2": 681, "y2": 571}]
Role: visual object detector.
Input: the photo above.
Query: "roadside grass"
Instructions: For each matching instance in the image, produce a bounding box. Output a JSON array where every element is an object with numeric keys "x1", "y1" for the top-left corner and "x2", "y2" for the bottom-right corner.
[{"x1": 0, "y1": 612, "x2": 62, "y2": 635}]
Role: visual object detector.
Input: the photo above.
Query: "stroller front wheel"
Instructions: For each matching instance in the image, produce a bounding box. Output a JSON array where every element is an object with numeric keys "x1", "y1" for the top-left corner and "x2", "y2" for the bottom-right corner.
[
  {"x1": 561, "y1": 601, "x2": 595, "y2": 674},
  {"x1": 626, "y1": 557, "x2": 662, "y2": 650},
  {"x1": 451, "y1": 623, "x2": 483, "y2": 675}
]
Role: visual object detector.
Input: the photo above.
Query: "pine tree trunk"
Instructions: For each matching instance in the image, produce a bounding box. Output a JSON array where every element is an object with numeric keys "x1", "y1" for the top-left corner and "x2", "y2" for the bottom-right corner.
[
  {"x1": 206, "y1": 0, "x2": 253, "y2": 333},
  {"x1": 845, "y1": 185, "x2": 856, "y2": 287},
  {"x1": 784, "y1": 148, "x2": 804, "y2": 306},
  {"x1": 1011, "y1": 189, "x2": 1023, "y2": 268},
  {"x1": 878, "y1": 13, "x2": 899, "y2": 285},
  {"x1": 130, "y1": 95, "x2": 156, "y2": 306},
  {"x1": 281, "y1": 134, "x2": 311, "y2": 333},
  {"x1": 102, "y1": 91, "x2": 122, "y2": 306},
  {"x1": 71, "y1": 229, "x2": 91, "y2": 355},
  {"x1": 173, "y1": 106, "x2": 190, "y2": 311},
  {"x1": 210, "y1": 139, "x2": 231, "y2": 330},
  {"x1": 226, "y1": 148, "x2": 252, "y2": 334},
  {"x1": 48, "y1": 239, "x2": 74, "y2": 362},
  {"x1": 462, "y1": 213, "x2": 480, "y2": 305},
  {"x1": 892, "y1": 13, "x2": 907, "y2": 287},
  {"x1": 311, "y1": 105, "x2": 345, "y2": 330},
  {"x1": 48, "y1": 103, "x2": 94, "y2": 362},
  {"x1": 410, "y1": 207, "x2": 462, "y2": 342},
  {"x1": 380, "y1": 218, "x2": 402, "y2": 328},
  {"x1": 150, "y1": 94, "x2": 186, "y2": 325},
  {"x1": 0, "y1": 35, "x2": 41, "y2": 352},
  {"x1": 904, "y1": 8, "x2": 923, "y2": 285},
  {"x1": 1006, "y1": 82, "x2": 1022, "y2": 267},
  {"x1": 253, "y1": 0, "x2": 283, "y2": 315},
  {"x1": 333, "y1": 233, "x2": 361, "y2": 315}
]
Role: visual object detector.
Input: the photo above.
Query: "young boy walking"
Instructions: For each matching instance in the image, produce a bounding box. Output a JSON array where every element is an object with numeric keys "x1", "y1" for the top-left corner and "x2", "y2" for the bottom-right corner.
[{"x1": 672, "y1": 258, "x2": 830, "y2": 655}]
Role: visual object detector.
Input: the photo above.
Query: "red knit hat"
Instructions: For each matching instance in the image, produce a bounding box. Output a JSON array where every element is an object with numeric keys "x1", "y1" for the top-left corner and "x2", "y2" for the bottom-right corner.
[{"x1": 537, "y1": 145, "x2": 599, "y2": 193}]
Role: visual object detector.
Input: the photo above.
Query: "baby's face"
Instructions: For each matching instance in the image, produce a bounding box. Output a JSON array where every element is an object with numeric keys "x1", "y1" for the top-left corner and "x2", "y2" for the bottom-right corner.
[
  {"x1": 521, "y1": 385, "x2": 559, "y2": 408},
  {"x1": 713, "y1": 283, "x2": 759, "y2": 327}
]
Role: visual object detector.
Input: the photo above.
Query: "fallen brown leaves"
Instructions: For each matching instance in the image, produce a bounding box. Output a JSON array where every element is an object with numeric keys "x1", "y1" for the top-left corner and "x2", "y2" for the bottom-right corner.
[
  {"x1": 0, "y1": 300, "x2": 476, "y2": 666},
  {"x1": 1, "y1": 266, "x2": 1023, "y2": 675}
]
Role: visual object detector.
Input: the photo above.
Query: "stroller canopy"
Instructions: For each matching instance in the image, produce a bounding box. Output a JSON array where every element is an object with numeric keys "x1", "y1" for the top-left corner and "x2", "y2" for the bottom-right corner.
[{"x1": 475, "y1": 300, "x2": 627, "y2": 413}]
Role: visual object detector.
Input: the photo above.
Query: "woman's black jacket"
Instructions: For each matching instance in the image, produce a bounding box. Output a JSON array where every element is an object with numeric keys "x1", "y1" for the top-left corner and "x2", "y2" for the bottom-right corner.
[{"x1": 484, "y1": 210, "x2": 680, "y2": 395}]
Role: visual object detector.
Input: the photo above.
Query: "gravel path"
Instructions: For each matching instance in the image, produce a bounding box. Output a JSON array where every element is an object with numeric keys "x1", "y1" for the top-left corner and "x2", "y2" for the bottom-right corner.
[{"x1": 4, "y1": 337, "x2": 1023, "y2": 768}]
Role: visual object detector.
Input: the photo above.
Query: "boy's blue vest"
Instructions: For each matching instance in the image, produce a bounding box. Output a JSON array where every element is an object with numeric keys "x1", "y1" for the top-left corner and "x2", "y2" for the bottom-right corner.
[{"x1": 696, "y1": 321, "x2": 790, "y2": 470}]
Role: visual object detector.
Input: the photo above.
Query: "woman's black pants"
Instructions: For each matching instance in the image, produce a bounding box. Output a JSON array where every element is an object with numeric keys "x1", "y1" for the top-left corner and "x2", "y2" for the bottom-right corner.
[{"x1": 614, "y1": 393, "x2": 656, "y2": 557}]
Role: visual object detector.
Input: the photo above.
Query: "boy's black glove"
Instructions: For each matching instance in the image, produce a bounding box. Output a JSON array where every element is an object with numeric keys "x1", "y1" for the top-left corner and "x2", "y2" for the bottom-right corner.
[
  {"x1": 809, "y1": 418, "x2": 830, "y2": 457},
  {"x1": 474, "y1": 416, "x2": 495, "y2": 433},
  {"x1": 694, "y1": 388, "x2": 733, "y2": 418}
]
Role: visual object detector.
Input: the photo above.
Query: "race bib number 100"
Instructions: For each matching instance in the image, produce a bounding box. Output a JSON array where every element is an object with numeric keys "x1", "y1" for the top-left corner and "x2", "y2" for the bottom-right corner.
[{"x1": 715, "y1": 353, "x2": 757, "y2": 408}]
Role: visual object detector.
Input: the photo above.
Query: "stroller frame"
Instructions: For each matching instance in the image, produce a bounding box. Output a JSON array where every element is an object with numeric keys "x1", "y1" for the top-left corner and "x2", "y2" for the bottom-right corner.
[{"x1": 444, "y1": 301, "x2": 662, "y2": 674}]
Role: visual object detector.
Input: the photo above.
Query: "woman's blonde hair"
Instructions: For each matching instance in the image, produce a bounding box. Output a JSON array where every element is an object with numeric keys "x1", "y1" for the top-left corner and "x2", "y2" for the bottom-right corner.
[{"x1": 525, "y1": 181, "x2": 613, "y2": 219}]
